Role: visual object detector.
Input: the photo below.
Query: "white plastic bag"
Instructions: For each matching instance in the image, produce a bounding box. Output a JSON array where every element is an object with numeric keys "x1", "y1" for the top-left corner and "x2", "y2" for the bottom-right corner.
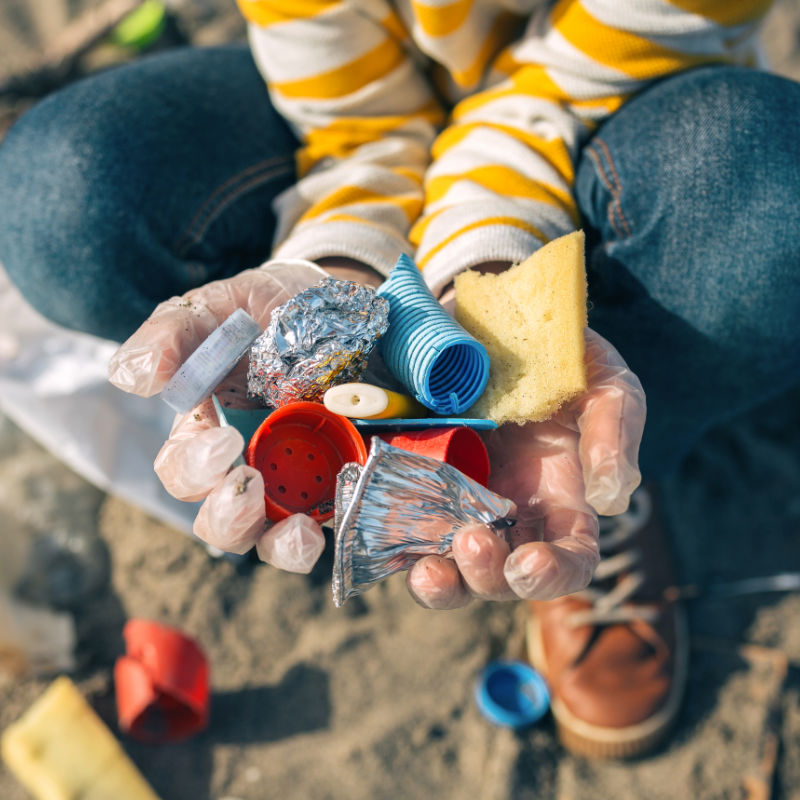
[{"x1": 0, "y1": 264, "x2": 198, "y2": 534}]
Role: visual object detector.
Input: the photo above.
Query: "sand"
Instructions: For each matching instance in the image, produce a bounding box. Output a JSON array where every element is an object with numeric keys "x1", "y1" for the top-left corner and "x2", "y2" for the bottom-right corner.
[{"x1": 1, "y1": 2, "x2": 800, "y2": 799}]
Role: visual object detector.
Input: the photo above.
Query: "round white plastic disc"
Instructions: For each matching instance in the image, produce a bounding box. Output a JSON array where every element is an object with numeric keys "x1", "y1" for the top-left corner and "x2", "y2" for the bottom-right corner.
[{"x1": 323, "y1": 383, "x2": 389, "y2": 419}]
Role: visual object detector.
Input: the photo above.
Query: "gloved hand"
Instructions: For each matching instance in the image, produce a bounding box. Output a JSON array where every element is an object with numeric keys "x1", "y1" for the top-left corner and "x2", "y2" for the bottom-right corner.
[
  {"x1": 108, "y1": 260, "x2": 330, "y2": 572},
  {"x1": 406, "y1": 328, "x2": 646, "y2": 608}
]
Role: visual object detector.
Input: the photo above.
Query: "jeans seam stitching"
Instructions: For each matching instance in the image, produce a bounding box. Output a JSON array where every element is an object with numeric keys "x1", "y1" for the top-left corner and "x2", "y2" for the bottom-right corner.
[
  {"x1": 173, "y1": 162, "x2": 295, "y2": 258},
  {"x1": 593, "y1": 136, "x2": 632, "y2": 239},
  {"x1": 172, "y1": 155, "x2": 294, "y2": 254},
  {"x1": 585, "y1": 146, "x2": 622, "y2": 238},
  {"x1": 173, "y1": 157, "x2": 292, "y2": 252}
]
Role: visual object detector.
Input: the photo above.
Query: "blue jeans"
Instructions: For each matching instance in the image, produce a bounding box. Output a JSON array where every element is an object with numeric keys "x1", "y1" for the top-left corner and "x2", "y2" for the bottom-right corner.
[{"x1": 1, "y1": 46, "x2": 798, "y2": 478}]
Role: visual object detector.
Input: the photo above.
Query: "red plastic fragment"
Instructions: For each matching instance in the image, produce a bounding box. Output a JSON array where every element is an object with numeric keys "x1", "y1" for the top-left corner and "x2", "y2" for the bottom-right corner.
[
  {"x1": 377, "y1": 426, "x2": 490, "y2": 486},
  {"x1": 114, "y1": 619, "x2": 209, "y2": 743}
]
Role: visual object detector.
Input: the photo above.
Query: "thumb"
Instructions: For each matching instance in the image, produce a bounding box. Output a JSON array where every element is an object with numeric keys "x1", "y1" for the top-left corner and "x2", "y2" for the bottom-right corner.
[
  {"x1": 571, "y1": 330, "x2": 646, "y2": 516},
  {"x1": 108, "y1": 296, "x2": 219, "y2": 396},
  {"x1": 109, "y1": 261, "x2": 326, "y2": 397}
]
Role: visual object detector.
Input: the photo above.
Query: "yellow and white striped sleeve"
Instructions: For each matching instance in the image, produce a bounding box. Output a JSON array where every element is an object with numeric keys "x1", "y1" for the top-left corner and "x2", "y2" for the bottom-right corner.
[
  {"x1": 237, "y1": 0, "x2": 445, "y2": 277},
  {"x1": 413, "y1": 0, "x2": 772, "y2": 294}
]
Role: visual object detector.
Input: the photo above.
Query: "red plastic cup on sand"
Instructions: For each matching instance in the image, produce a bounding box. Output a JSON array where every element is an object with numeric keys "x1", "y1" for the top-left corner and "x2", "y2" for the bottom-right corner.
[
  {"x1": 114, "y1": 619, "x2": 209, "y2": 743},
  {"x1": 246, "y1": 401, "x2": 368, "y2": 523},
  {"x1": 377, "y1": 426, "x2": 490, "y2": 486}
]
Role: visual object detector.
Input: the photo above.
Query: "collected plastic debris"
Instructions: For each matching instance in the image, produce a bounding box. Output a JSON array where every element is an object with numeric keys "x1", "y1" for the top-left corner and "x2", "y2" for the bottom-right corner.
[
  {"x1": 377, "y1": 426, "x2": 490, "y2": 487},
  {"x1": 352, "y1": 417, "x2": 497, "y2": 432},
  {"x1": 161, "y1": 308, "x2": 262, "y2": 414},
  {"x1": 1, "y1": 676, "x2": 161, "y2": 800},
  {"x1": 474, "y1": 660, "x2": 550, "y2": 729},
  {"x1": 323, "y1": 381, "x2": 423, "y2": 419},
  {"x1": 376, "y1": 254, "x2": 490, "y2": 414},
  {"x1": 0, "y1": 593, "x2": 76, "y2": 676},
  {"x1": 333, "y1": 437, "x2": 515, "y2": 606},
  {"x1": 246, "y1": 401, "x2": 367, "y2": 522},
  {"x1": 0, "y1": 518, "x2": 109, "y2": 677},
  {"x1": 114, "y1": 619, "x2": 210, "y2": 743},
  {"x1": 247, "y1": 278, "x2": 389, "y2": 408}
]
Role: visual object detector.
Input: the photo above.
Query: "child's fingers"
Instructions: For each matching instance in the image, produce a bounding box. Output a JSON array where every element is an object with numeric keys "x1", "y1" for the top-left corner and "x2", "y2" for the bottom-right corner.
[
  {"x1": 505, "y1": 424, "x2": 599, "y2": 600},
  {"x1": 576, "y1": 384, "x2": 644, "y2": 516},
  {"x1": 570, "y1": 329, "x2": 646, "y2": 516},
  {"x1": 106, "y1": 272, "x2": 268, "y2": 398},
  {"x1": 154, "y1": 400, "x2": 244, "y2": 502},
  {"x1": 406, "y1": 555, "x2": 472, "y2": 609},
  {"x1": 108, "y1": 295, "x2": 221, "y2": 397},
  {"x1": 486, "y1": 419, "x2": 600, "y2": 601},
  {"x1": 256, "y1": 514, "x2": 326, "y2": 574},
  {"x1": 109, "y1": 263, "x2": 325, "y2": 398},
  {"x1": 451, "y1": 525, "x2": 518, "y2": 601},
  {"x1": 193, "y1": 465, "x2": 266, "y2": 554},
  {"x1": 503, "y1": 509, "x2": 599, "y2": 600}
]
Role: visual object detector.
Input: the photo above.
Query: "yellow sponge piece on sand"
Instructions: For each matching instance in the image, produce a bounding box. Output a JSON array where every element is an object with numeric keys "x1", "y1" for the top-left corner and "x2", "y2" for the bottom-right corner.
[
  {"x1": 454, "y1": 230, "x2": 588, "y2": 425},
  {"x1": 2, "y1": 677, "x2": 161, "y2": 800}
]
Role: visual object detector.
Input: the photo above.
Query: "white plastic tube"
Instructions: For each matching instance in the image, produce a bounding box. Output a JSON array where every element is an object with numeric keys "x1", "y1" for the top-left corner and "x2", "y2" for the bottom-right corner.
[{"x1": 160, "y1": 309, "x2": 262, "y2": 414}]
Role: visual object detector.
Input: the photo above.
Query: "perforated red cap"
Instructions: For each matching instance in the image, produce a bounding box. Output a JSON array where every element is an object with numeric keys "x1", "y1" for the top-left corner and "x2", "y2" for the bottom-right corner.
[{"x1": 245, "y1": 401, "x2": 368, "y2": 522}]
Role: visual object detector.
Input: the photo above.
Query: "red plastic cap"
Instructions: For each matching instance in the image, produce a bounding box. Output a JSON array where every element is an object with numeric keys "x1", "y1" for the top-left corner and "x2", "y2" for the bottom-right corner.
[
  {"x1": 114, "y1": 619, "x2": 209, "y2": 743},
  {"x1": 378, "y1": 426, "x2": 489, "y2": 486},
  {"x1": 245, "y1": 401, "x2": 368, "y2": 522}
]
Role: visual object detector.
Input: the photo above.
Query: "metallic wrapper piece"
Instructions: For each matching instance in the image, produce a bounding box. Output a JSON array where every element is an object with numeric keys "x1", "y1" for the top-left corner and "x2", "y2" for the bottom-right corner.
[
  {"x1": 332, "y1": 438, "x2": 516, "y2": 607},
  {"x1": 247, "y1": 278, "x2": 389, "y2": 407}
]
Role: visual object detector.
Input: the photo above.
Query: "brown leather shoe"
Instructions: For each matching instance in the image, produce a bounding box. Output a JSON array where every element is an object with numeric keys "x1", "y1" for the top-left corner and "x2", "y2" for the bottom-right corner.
[{"x1": 526, "y1": 486, "x2": 688, "y2": 758}]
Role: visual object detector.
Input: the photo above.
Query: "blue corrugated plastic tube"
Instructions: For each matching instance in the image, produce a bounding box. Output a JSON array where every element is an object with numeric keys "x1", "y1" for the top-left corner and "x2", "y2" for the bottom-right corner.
[{"x1": 376, "y1": 254, "x2": 489, "y2": 414}]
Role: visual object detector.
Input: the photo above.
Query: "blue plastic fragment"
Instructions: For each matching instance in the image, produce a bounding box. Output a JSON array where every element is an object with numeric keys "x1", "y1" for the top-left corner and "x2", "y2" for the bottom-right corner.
[
  {"x1": 474, "y1": 660, "x2": 550, "y2": 730},
  {"x1": 211, "y1": 395, "x2": 268, "y2": 458},
  {"x1": 352, "y1": 417, "x2": 497, "y2": 432}
]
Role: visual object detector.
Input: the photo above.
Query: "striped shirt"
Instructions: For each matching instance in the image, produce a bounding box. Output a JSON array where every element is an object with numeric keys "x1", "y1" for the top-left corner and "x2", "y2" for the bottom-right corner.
[{"x1": 237, "y1": 0, "x2": 771, "y2": 293}]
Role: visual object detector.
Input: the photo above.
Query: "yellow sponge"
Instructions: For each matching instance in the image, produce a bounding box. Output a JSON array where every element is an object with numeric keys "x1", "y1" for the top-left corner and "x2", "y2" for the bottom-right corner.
[
  {"x1": 2, "y1": 677, "x2": 161, "y2": 800},
  {"x1": 454, "y1": 231, "x2": 588, "y2": 425}
]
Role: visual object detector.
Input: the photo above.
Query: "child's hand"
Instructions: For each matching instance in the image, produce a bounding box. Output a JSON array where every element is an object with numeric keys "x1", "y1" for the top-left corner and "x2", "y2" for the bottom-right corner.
[
  {"x1": 108, "y1": 261, "x2": 331, "y2": 569},
  {"x1": 406, "y1": 329, "x2": 646, "y2": 608}
]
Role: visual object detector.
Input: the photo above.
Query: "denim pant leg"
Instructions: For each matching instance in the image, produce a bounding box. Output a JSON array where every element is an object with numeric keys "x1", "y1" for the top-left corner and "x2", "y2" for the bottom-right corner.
[
  {"x1": 575, "y1": 66, "x2": 800, "y2": 479},
  {"x1": 0, "y1": 44, "x2": 299, "y2": 342}
]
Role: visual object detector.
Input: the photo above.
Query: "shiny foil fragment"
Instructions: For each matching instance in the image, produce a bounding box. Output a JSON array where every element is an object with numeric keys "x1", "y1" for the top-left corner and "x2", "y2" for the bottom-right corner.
[
  {"x1": 332, "y1": 438, "x2": 516, "y2": 606},
  {"x1": 247, "y1": 278, "x2": 390, "y2": 407}
]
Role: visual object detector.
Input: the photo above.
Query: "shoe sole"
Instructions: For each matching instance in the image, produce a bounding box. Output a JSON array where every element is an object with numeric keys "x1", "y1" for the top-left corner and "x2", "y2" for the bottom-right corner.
[{"x1": 526, "y1": 607, "x2": 689, "y2": 759}]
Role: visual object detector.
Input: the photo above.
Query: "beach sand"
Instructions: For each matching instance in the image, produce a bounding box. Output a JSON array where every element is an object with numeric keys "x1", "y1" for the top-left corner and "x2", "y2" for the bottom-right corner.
[{"x1": 1, "y1": 2, "x2": 800, "y2": 798}]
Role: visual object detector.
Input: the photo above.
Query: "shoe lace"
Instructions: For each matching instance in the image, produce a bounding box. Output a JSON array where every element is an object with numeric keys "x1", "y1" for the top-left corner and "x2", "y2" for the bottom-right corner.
[{"x1": 566, "y1": 488, "x2": 661, "y2": 628}]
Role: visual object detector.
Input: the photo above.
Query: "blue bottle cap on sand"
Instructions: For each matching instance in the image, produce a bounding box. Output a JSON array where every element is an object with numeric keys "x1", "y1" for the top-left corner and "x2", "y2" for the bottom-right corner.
[
  {"x1": 474, "y1": 660, "x2": 550, "y2": 729},
  {"x1": 377, "y1": 255, "x2": 490, "y2": 415}
]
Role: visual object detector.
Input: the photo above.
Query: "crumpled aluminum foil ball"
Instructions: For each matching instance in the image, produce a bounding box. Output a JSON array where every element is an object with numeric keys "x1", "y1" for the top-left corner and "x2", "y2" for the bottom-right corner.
[{"x1": 247, "y1": 278, "x2": 389, "y2": 408}]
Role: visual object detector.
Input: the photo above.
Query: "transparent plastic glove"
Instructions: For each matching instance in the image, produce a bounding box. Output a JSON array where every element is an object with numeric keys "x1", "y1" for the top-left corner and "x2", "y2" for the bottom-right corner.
[
  {"x1": 256, "y1": 514, "x2": 326, "y2": 574},
  {"x1": 108, "y1": 260, "x2": 327, "y2": 558},
  {"x1": 407, "y1": 328, "x2": 646, "y2": 608},
  {"x1": 109, "y1": 260, "x2": 326, "y2": 397}
]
